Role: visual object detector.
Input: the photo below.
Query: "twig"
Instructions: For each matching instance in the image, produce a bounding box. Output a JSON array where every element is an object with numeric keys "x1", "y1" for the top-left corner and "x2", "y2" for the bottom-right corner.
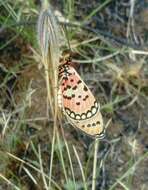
[
  {"x1": 73, "y1": 146, "x2": 88, "y2": 190},
  {"x1": 92, "y1": 138, "x2": 99, "y2": 190}
]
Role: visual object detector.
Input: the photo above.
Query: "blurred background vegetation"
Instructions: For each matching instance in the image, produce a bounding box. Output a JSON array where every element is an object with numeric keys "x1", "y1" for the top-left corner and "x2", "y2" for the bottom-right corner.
[{"x1": 0, "y1": 0, "x2": 148, "y2": 189}]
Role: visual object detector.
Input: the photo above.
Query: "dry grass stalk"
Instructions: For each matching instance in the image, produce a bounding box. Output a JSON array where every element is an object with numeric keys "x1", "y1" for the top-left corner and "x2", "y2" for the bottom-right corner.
[{"x1": 37, "y1": 1, "x2": 65, "y2": 189}]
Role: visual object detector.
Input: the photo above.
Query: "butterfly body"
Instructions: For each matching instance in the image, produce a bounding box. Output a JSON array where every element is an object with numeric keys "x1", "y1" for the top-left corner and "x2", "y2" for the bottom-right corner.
[{"x1": 58, "y1": 63, "x2": 105, "y2": 138}]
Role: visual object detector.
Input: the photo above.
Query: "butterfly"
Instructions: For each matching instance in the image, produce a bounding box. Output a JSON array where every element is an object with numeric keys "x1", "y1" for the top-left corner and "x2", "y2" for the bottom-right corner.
[{"x1": 58, "y1": 57, "x2": 105, "y2": 138}]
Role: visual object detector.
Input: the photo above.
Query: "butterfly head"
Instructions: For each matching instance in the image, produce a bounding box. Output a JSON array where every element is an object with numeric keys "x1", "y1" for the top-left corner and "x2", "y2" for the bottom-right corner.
[{"x1": 59, "y1": 51, "x2": 72, "y2": 65}]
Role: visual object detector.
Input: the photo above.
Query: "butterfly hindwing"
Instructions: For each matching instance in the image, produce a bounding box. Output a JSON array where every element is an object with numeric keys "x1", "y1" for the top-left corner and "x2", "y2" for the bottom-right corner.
[{"x1": 58, "y1": 64, "x2": 105, "y2": 138}]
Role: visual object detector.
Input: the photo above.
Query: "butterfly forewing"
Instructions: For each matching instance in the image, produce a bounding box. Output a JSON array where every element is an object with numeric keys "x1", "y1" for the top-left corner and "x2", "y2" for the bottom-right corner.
[{"x1": 59, "y1": 63, "x2": 105, "y2": 138}]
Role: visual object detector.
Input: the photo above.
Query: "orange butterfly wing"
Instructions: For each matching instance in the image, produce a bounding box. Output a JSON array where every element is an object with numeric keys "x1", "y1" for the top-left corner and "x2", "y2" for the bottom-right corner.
[{"x1": 58, "y1": 64, "x2": 105, "y2": 138}]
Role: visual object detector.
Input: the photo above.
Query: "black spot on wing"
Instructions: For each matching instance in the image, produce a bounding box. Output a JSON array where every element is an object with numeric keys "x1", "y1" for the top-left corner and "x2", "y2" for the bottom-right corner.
[
  {"x1": 83, "y1": 86, "x2": 88, "y2": 91},
  {"x1": 63, "y1": 95, "x2": 72, "y2": 100},
  {"x1": 67, "y1": 85, "x2": 71, "y2": 89},
  {"x1": 63, "y1": 77, "x2": 68, "y2": 80},
  {"x1": 72, "y1": 86, "x2": 77, "y2": 90},
  {"x1": 63, "y1": 85, "x2": 71, "y2": 91},
  {"x1": 68, "y1": 73, "x2": 72, "y2": 76},
  {"x1": 77, "y1": 80, "x2": 82, "y2": 84},
  {"x1": 63, "y1": 87, "x2": 67, "y2": 91},
  {"x1": 87, "y1": 124, "x2": 91, "y2": 127},
  {"x1": 83, "y1": 95, "x2": 89, "y2": 101}
]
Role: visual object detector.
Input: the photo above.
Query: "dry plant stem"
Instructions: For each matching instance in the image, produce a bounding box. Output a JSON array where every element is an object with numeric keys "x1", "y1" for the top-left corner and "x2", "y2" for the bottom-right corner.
[
  {"x1": 37, "y1": 3, "x2": 60, "y2": 188},
  {"x1": 73, "y1": 51, "x2": 120, "y2": 63},
  {"x1": 2, "y1": 113, "x2": 11, "y2": 137},
  {"x1": 22, "y1": 166, "x2": 37, "y2": 185},
  {"x1": 64, "y1": 139, "x2": 76, "y2": 189},
  {"x1": 43, "y1": 56, "x2": 54, "y2": 117},
  {"x1": 48, "y1": 125, "x2": 56, "y2": 189},
  {"x1": 61, "y1": 128, "x2": 76, "y2": 189},
  {"x1": 38, "y1": 145, "x2": 48, "y2": 190},
  {"x1": 49, "y1": 47, "x2": 59, "y2": 190},
  {"x1": 73, "y1": 146, "x2": 88, "y2": 190},
  {"x1": 48, "y1": 58, "x2": 58, "y2": 190},
  {"x1": 56, "y1": 129, "x2": 68, "y2": 183},
  {"x1": 92, "y1": 138, "x2": 99, "y2": 190}
]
